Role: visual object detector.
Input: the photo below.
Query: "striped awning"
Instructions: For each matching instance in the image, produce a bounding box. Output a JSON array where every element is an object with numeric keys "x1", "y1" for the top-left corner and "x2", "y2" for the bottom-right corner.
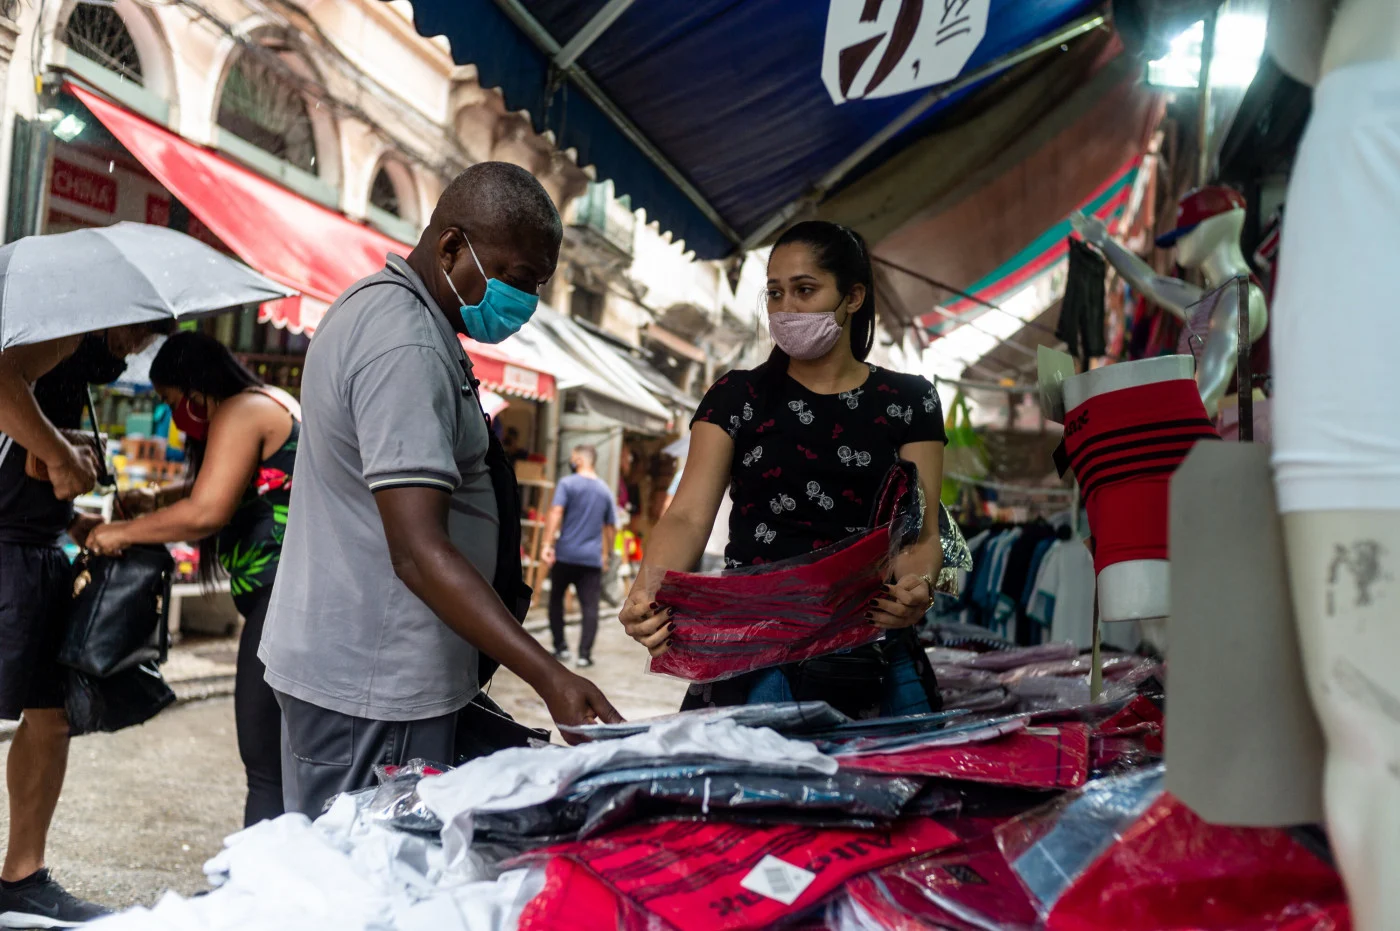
[{"x1": 923, "y1": 158, "x2": 1140, "y2": 335}]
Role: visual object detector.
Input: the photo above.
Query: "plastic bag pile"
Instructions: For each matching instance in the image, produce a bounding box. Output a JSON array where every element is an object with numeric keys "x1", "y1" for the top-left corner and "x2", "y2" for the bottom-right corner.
[{"x1": 88, "y1": 647, "x2": 1349, "y2": 931}]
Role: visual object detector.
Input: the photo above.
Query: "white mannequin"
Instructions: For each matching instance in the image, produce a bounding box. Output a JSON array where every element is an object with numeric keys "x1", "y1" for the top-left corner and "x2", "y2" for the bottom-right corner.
[
  {"x1": 1072, "y1": 205, "x2": 1268, "y2": 417},
  {"x1": 1270, "y1": 2, "x2": 1400, "y2": 928},
  {"x1": 1062, "y1": 356, "x2": 1194, "y2": 633}
]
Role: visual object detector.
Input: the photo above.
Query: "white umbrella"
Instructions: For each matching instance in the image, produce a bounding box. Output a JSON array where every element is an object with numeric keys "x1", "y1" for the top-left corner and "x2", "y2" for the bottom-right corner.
[{"x1": 0, "y1": 222, "x2": 295, "y2": 351}]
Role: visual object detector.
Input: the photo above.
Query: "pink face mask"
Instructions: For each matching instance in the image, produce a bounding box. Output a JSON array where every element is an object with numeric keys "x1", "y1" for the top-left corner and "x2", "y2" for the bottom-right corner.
[{"x1": 768, "y1": 309, "x2": 845, "y2": 360}]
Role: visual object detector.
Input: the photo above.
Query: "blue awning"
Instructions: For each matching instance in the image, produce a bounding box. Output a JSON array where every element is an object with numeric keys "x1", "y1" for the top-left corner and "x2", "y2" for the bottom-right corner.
[{"x1": 399, "y1": 0, "x2": 1106, "y2": 259}]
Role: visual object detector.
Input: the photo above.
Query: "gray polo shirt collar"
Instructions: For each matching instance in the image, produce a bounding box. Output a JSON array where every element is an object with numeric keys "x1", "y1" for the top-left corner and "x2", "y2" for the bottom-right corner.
[{"x1": 383, "y1": 254, "x2": 477, "y2": 380}]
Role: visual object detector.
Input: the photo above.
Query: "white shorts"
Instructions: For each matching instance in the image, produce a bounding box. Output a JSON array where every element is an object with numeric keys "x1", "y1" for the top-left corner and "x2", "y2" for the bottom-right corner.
[{"x1": 1272, "y1": 60, "x2": 1400, "y2": 512}]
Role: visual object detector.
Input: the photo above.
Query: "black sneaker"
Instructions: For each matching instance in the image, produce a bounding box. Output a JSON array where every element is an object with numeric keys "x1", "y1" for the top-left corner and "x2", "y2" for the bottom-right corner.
[
  {"x1": 0, "y1": 870, "x2": 110, "y2": 928},
  {"x1": 575, "y1": 656, "x2": 594, "y2": 669},
  {"x1": 554, "y1": 648, "x2": 572, "y2": 663}
]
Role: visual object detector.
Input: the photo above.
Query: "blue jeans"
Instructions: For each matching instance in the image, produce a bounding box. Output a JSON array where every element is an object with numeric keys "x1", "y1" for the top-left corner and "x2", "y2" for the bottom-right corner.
[{"x1": 746, "y1": 646, "x2": 931, "y2": 717}]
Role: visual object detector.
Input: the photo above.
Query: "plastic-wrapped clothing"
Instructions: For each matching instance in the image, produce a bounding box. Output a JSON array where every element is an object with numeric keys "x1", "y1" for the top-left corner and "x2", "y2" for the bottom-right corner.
[
  {"x1": 1001, "y1": 765, "x2": 1166, "y2": 913},
  {"x1": 963, "y1": 642, "x2": 1079, "y2": 672},
  {"x1": 1047, "y1": 795, "x2": 1348, "y2": 930},
  {"x1": 821, "y1": 715, "x2": 1028, "y2": 757},
  {"x1": 650, "y1": 461, "x2": 921, "y2": 684},
  {"x1": 516, "y1": 858, "x2": 652, "y2": 931},
  {"x1": 512, "y1": 817, "x2": 959, "y2": 931},
  {"x1": 559, "y1": 701, "x2": 850, "y2": 741},
  {"x1": 929, "y1": 664, "x2": 1002, "y2": 692},
  {"x1": 797, "y1": 710, "x2": 970, "y2": 743},
  {"x1": 998, "y1": 764, "x2": 1350, "y2": 929},
  {"x1": 416, "y1": 716, "x2": 838, "y2": 874},
  {"x1": 838, "y1": 724, "x2": 1091, "y2": 790},
  {"x1": 472, "y1": 768, "x2": 926, "y2": 846},
  {"x1": 942, "y1": 687, "x2": 1017, "y2": 713},
  {"x1": 843, "y1": 835, "x2": 1041, "y2": 931}
]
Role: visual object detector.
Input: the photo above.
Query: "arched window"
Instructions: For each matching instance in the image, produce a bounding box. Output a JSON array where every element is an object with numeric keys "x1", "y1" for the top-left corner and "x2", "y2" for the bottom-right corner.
[
  {"x1": 217, "y1": 51, "x2": 317, "y2": 175},
  {"x1": 64, "y1": 4, "x2": 143, "y2": 85},
  {"x1": 369, "y1": 167, "x2": 400, "y2": 217}
]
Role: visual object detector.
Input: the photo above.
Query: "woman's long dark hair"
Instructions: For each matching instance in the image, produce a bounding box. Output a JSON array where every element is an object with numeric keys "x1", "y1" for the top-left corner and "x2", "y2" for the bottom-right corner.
[
  {"x1": 149, "y1": 331, "x2": 264, "y2": 587},
  {"x1": 753, "y1": 220, "x2": 877, "y2": 400}
]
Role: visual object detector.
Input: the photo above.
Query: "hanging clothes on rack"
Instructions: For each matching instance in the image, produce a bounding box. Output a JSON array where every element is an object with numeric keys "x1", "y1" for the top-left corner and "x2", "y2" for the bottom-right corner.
[{"x1": 934, "y1": 518, "x2": 1077, "y2": 647}]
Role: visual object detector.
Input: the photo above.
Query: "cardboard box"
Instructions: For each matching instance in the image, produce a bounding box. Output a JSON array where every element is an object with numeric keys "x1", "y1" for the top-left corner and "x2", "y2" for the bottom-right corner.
[{"x1": 515, "y1": 460, "x2": 546, "y2": 483}]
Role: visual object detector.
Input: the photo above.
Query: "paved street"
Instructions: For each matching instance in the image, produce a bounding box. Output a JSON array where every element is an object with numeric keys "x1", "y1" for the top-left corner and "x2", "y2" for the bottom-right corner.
[{"x1": 0, "y1": 611, "x2": 683, "y2": 912}]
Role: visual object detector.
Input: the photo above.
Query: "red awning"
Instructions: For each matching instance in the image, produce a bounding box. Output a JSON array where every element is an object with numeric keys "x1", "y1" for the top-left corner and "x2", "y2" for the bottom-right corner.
[
  {"x1": 459, "y1": 335, "x2": 554, "y2": 402},
  {"x1": 70, "y1": 83, "x2": 556, "y2": 402}
]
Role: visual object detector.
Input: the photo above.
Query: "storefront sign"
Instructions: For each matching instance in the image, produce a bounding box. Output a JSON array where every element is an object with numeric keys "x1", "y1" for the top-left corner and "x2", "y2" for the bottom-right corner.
[
  {"x1": 51, "y1": 159, "x2": 117, "y2": 214},
  {"x1": 503, "y1": 364, "x2": 540, "y2": 397}
]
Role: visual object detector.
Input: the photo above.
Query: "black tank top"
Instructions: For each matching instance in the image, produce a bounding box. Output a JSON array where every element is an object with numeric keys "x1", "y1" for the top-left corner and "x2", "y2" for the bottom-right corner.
[{"x1": 0, "y1": 335, "x2": 125, "y2": 545}]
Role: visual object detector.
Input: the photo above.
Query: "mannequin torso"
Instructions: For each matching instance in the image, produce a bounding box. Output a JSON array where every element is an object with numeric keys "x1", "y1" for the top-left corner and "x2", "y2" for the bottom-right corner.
[
  {"x1": 1073, "y1": 209, "x2": 1266, "y2": 416},
  {"x1": 1063, "y1": 356, "x2": 1195, "y2": 631},
  {"x1": 1270, "y1": 6, "x2": 1400, "y2": 929}
]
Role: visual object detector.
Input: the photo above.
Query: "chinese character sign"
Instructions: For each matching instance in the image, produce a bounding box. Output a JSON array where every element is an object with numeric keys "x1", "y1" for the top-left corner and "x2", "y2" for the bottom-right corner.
[{"x1": 822, "y1": 0, "x2": 990, "y2": 105}]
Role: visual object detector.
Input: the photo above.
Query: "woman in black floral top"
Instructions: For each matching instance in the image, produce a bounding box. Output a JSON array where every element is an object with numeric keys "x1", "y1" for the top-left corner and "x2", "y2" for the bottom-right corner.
[
  {"x1": 88, "y1": 333, "x2": 299, "y2": 826},
  {"x1": 621, "y1": 221, "x2": 947, "y2": 717}
]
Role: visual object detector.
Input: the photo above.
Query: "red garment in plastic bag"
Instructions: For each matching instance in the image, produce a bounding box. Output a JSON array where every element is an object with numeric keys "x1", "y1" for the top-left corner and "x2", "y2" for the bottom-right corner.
[
  {"x1": 519, "y1": 857, "x2": 672, "y2": 931},
  {"x1": 519, "y1": 817, "x2": 958, "y2": 931},
  {"x1": 1090, "y1": 696, "x2": 1164, "y2": 772},
  {"x1": 839, "y1": 724, "x2": 1090, "y2": 790},
  {"x1": 847, "y1": 835, "x2": 1041, "y2": 931},
  {"x1": 1045, "y1": 794, "x2": 1350, "y2": 931},
  {"x1": 1093, "y1": 696, "x2": 1164, "y2": 742},
  {"x1": 648, "y1": 528, "x2": 890, "y2": 682},
  {"x1": 518, "y1": 858, "x2": 622, "y2": 931},
  {"x1": 649, "y1": 462, "x2": 920, "y2": 683}
]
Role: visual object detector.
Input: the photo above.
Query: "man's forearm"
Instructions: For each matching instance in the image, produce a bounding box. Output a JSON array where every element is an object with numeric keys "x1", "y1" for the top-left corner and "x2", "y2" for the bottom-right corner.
[
  {"x1": 0, "y1": 367, "x2": 70, "y2": 467},
  {"x1": 393, "y1": 535, "x2": 560, "y2": 692}
]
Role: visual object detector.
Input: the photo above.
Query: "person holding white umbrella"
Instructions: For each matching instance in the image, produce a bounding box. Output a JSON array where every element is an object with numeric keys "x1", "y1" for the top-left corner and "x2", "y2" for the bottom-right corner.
[{"x1": 0, "y1": 222, "x2": 289, "y2": 927}]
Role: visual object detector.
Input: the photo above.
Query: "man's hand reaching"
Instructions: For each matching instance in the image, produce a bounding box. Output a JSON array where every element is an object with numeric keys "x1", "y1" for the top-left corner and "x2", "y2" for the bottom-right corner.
[{"x1": 541, "y1": 669, "x2": 623, "y2": 744}]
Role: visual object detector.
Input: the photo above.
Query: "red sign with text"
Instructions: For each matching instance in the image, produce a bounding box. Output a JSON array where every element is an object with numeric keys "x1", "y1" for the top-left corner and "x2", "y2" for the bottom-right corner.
[{"x1": 51, "y1": 159, "x2": 117, "y2": 214}]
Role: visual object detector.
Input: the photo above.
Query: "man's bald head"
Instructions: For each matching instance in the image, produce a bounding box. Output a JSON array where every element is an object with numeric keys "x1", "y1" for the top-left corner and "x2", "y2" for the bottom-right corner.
[
  {"x1": 430, "y1": 162, "x2": 562, "y2": 251},
  {"x1": 410, "y1": 162, "x2": 562, "y2": 327}
]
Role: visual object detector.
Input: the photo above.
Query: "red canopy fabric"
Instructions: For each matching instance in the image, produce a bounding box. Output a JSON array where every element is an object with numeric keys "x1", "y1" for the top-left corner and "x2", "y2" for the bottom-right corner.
[{"x1": 70, "y1": 83, "x2": 556, "y2": 403}]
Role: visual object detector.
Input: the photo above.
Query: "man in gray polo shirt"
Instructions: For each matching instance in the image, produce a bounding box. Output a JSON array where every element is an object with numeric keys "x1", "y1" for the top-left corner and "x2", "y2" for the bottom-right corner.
[{"x1": 261, "y1": 162, "x2": 620, "y2": 816}]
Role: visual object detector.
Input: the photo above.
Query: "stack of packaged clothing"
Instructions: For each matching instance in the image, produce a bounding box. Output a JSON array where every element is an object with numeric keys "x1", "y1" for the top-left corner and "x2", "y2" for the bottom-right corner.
[{"x1": 89, "y1": 677, "x2": 1347, "y2": 931}]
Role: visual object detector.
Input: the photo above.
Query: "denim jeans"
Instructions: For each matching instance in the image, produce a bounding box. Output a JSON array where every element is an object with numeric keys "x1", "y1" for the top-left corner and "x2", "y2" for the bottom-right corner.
[{"x1": 745, "y1": 645, "x2": 931, "y2": 717}]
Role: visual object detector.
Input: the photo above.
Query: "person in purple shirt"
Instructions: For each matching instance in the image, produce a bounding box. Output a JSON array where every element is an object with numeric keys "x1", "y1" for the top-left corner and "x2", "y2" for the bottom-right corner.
[{"x1": 542, "y1": 445, "x2": 616, "y2": 667}]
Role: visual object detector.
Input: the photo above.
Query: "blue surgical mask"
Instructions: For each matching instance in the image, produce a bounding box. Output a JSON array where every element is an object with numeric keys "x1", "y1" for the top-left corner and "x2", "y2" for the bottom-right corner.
[{"x1": 444, "y1": 235, "x2": 539, "y2": 343}]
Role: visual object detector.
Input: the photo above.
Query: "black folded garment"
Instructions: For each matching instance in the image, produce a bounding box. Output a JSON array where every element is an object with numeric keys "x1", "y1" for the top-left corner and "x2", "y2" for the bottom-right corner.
[{"x1": 472, "y1": 769, "x2": 926, "y2": 848}]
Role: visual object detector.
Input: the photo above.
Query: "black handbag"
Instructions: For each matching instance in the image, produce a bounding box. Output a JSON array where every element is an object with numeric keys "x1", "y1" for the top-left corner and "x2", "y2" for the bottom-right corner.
[
  {"x1": 454, "y1": 691, "x2": 550, "y2": 764},
  {"x1": 59, "y1": 543, "x2": 173, "y2": 677},
  {"x1": 65, "y1": 661, "x2": 176, "y2": 737},
  {"x1": 58, "y1": 389, "x2": 175, "y2": 679}
]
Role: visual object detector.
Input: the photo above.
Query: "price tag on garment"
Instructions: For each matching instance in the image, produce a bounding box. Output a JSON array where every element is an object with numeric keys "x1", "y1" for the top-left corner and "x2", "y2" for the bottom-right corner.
[
  {"x1": 1038, "y1": 346, "x2": 1077, "y2": 424},
  {"x1": 740, "y1": 856, "x2": 817, "y2": 906}
]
